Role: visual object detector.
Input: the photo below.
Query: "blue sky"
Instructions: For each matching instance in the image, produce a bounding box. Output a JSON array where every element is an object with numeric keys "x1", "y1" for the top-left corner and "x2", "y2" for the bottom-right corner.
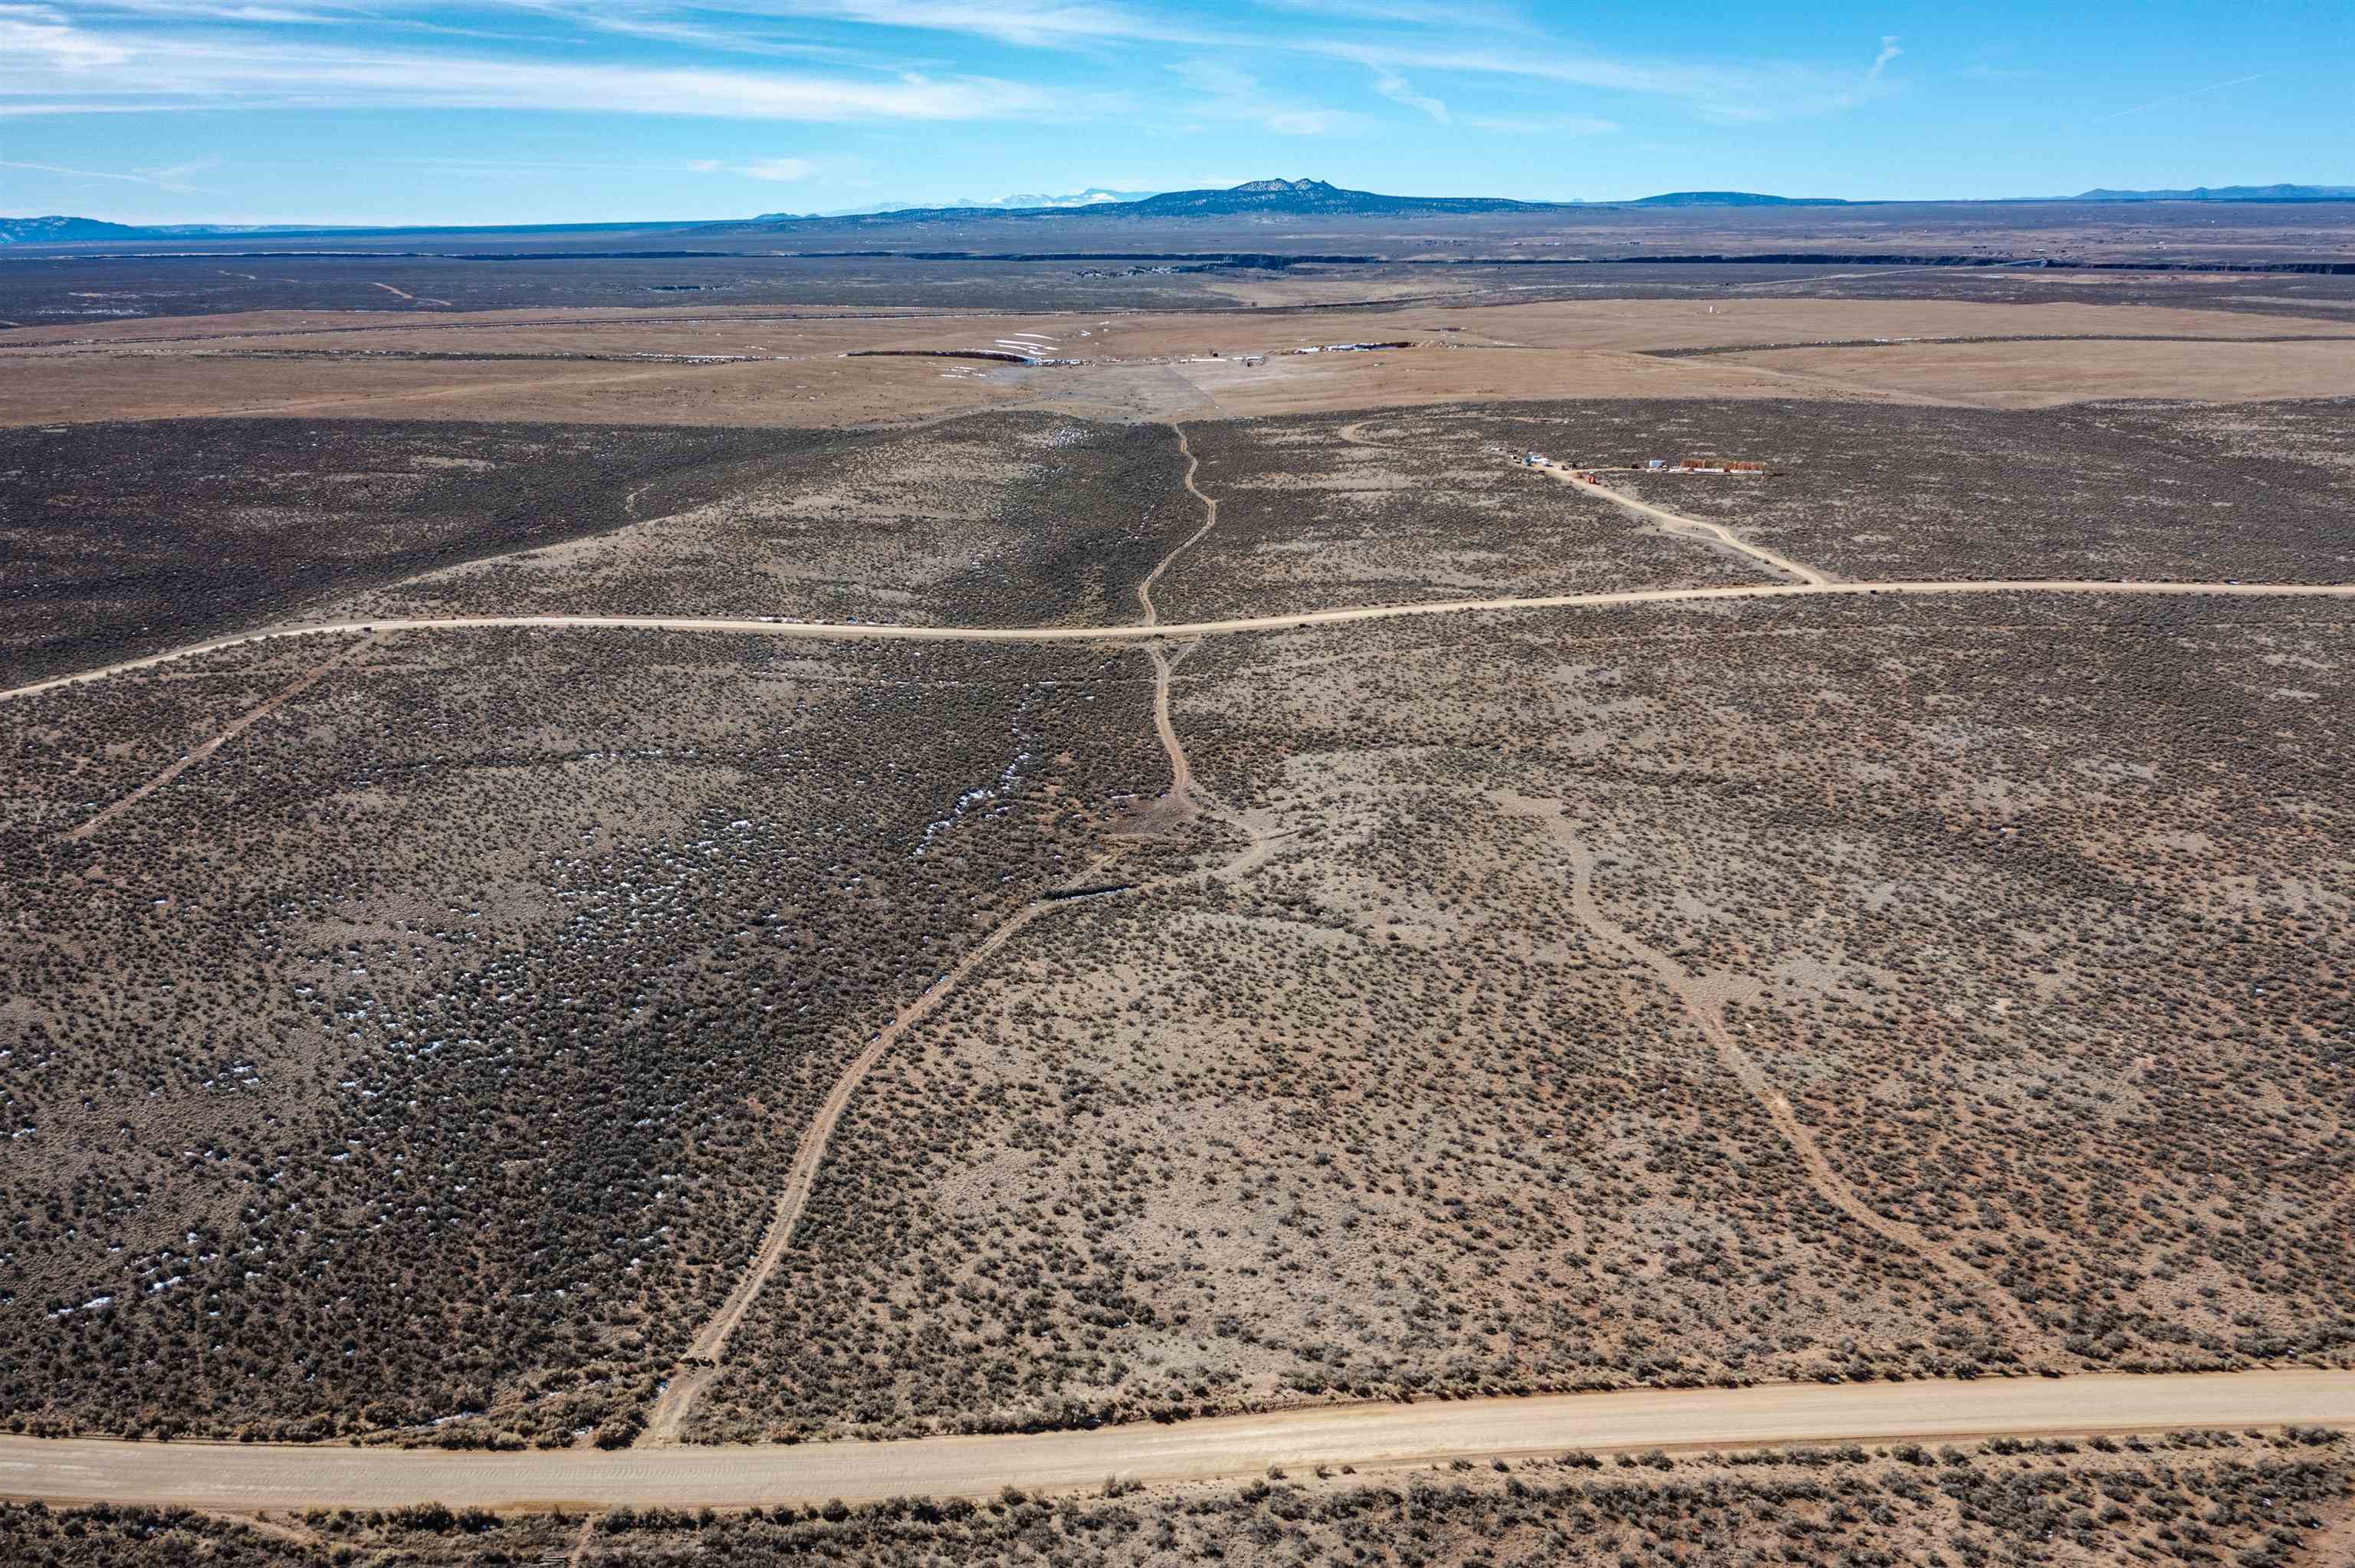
[{"x1": 2, "y1": 0, "x2": 2347, "y2": 225}]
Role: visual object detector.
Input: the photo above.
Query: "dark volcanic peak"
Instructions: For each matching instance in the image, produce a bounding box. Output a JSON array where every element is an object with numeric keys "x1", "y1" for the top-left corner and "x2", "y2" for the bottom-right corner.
[
  {"x1": 1624, "y1": 191, "x2": 1849, "y2": 208},
  {"x1": 1129, "y1": 177, "x2": 1562, "y2": 215},
  {"x1": 698, "y1": 177, "x2": 1571, "y2": 233}
]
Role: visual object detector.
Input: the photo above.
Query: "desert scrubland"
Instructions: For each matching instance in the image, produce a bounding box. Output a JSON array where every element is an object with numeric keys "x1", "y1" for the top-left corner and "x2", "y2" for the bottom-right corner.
[{"x1": 4, "y1": 212, "x2": 2353, "y2": 1554}]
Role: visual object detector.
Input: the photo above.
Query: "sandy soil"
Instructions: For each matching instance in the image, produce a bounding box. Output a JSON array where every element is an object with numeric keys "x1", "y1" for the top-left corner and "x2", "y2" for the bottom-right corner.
[
  {"x1": 8, "y1": 297, "x2": 2333, "y2": 355},
  {"x1": 1710, "y1": 337, "x2": 2355, "y2": 408},
  {"x1": 9, "y1": 296, "x2": 2351, "y2": 427},
  {"x1": 0, "y1": 1371, "x2": 2344, "y2": 1510},
  {"x1": 0, "y1": 352, "x2": 1040, "y2": 428}
]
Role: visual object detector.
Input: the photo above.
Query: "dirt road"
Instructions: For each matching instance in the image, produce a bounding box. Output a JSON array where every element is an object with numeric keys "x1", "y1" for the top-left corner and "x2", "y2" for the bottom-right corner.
[
  {"x1": 12, "y1": 579, "x2": 2355, "y2": 703},
  {"x1": 1512, "y1": 800, "x2": 2056, "y2": 1355},
  {"x1": 1534, "y1": 464, "x2": 1830, "y2": 584},
  {"x1": 642, "y1": 427, "x2": 1232, "y2": 1444},
  {"x1": 637, "y1": 849, "x2": 1128, "y2": 1445},
  {"x1": 3, "y1": 1372, "x2": 2346, "y2": 1511},
  {"x1": 54, "y1": 635, "x2": 376, "y2": 843},
  {"x1": 1136, "y1": 423, "x2": 1219, "y2": 631}
]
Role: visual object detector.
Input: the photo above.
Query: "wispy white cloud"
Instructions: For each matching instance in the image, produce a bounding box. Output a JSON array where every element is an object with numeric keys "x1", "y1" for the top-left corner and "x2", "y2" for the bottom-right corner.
[
  {"x1": 1, "y1": 153, "x2": 222, "y2": 190},
  {"x1": 1460, "y1": 111, "x2": 1614, "y2": 136},
  {"x1": 1168, "y1": 57, "x2": 1365, "y2": 134},
  {"x1": 73, "y1": 0, "x2": 346, "y2": 20},
  {"x1": 723, "y1": 0, "x2": 1217, "y2": 49},
  {"x1": 0, "y1": 3, "x2": 132, "y2": 69},
  {"x1": 486, "y1": 0, "x2": 905, "y2": 60},
  {"x1": 3, "y1": 0, "x2": 1907, "y2": 135},
  {"x1": 2089, "y1": 68, "x2": 2275, "y2": 123},
  {"x1": 1, "y1": 21, "x2": 1098, "y2": 121},
  {"x1": 742, "y1": 156, "x2": 816, "y2": 179},
  {"x1": 1369, "y1": 66, "x2": 1447, "y2": 124},
  {"x1": 1307, "y1": 36, "x2": 1897, "y2": 122},
  {"x1": 1250, "y1": 0, "x2": 1513, "y2": 25},
  {"x1": 381, "y1": 155, "x2": 739, "y2": 172}
]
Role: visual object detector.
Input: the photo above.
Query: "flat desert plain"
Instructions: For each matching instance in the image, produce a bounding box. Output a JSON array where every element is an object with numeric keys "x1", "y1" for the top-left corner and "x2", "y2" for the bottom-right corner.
[{"x1": 4, "y1": 239, "x2": 2353, "y2": 1565}]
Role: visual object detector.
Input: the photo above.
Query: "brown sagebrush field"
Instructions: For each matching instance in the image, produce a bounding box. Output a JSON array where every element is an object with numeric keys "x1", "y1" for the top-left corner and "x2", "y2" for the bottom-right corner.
[
  {"x1": 0, "y1": 1429, "x2": 2347, "y2": 1566},
  {"x1": 6, "y1": 241, "x2": 2353, "y2": 1491},
  {"x1": 688, "y1": 591, "x2": 2354, "y2": 1442}
]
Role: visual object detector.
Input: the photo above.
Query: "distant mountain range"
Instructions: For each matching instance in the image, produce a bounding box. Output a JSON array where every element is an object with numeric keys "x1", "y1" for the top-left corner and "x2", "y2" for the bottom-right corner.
[
  {"x1": 1626, "y1": 191, "x2": 1852, "y2": 208},
  {"x1": 10, "y1": 178, "x2": 2354, "y2": 246},
  {"x1": 709, "y1": 178, "x2": 1568, "y2": 233},
  {"x1": 0, "y1": 216, "x2": 714, "y2": 244},
  {"x1": 1120, "y1": 177, "x2": 1558, "y2": 216},
  {"x1": 780, "y1": 188, "x2": 1158, "y2": 218},
  {"x1": 2068, "y1": 184, "x2": 2355, "y2": 202},
  {"x1": 0, "y1": 215, "x2": 153, "y2": 242}
]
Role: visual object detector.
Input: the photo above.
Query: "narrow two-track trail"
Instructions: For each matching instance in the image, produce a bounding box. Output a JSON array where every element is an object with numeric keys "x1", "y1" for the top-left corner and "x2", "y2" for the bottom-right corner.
[
  {"x1": 1535, "y1": 463, "x2": 1830, "y2": 585},
  {"x1": 54, "y1": 635, "x2": 378, "y2": 845},
  {"x1": 1138, "y1": 424, "x2": 1219, "y2": 632},
  {"x1": 1512, "y1": 802, "x2": 2058, "y2": 1356},
  {"x1": 1135, "y1": 425, "x2": 1214, "y2": 813},
  {"x1": 14, "y1": 579, "x2": 2355, "y2": 704},
  {"x1": 645, "y1": 425, "x2": 1239, "y2": 1445},
  {"x1": 638, "y1": 845, "x2": 1129, "y2": 1445}
]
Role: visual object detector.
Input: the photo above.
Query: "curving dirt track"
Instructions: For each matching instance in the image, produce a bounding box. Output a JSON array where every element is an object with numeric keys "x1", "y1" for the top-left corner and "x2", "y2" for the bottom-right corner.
[
  {"x1": 642, "y1": 440, "x2": 1238, "y2": 1445},
  {"x1": 636, "y1": 845, "x2": 1131, "y2": 1445},
  {"x1": 3, "y1": 1372, "x2": 2347, "y2": 1511},
  {"x1": 1136, "y1": 423, "x2": 1219, "y2": 631},
  {"x1": 11, "y1": 579, "x2": 2355, "y2": 704},
  {"x1": 1511, "y1": 801, "x2": 2058, "y2": 1356}
]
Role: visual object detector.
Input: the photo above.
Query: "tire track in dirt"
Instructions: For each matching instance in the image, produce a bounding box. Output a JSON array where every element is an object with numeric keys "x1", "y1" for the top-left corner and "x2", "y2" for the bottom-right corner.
[
  {"x1": 1507, "y1": 798, "x2": 2058, "y2": 1357},
  {"x1": 647, "y1": 426, "x2": 1270, "y2": 1443},
  {"x1": 1137, "y1": 422, "x2": 1218, "y2": 631},
  {"x1": 54, "y1": 635, "x2": 376, "y2": 847},
  {"x1": 1533, "y1": 463, "x2": 1829, "y2": 585},
  {"x1": 1135, "y1": 422, "x2": 1226, "y2": 816},
  {"x1": 637, "y1": 845, "x2": 1130, "y2": 1445},
  {"x1": 641, "y1": 609, "x2": 1263, "y2": 1450},
  {"x1": 1145, "y1": 646, "x2": 1195, "y2": 813}
]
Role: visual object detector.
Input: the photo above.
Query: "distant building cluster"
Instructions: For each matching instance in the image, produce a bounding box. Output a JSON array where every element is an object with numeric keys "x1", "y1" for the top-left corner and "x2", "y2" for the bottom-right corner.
[
  {"x1": 1515, "y1": 451, "x2": 1774, "y2": 477},
  {"x1": 1646, "y1": 458, "x2": 1769, "y2": 474}
]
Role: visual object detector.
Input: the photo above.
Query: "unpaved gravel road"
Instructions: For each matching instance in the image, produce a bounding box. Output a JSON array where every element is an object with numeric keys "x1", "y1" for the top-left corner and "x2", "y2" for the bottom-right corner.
[
  {"x1": 1536, "y1": 464, "x2": 1831, "y2": 584},
  {"x1": 3, "y1": 1372, "x2": 2347, "y2": 1511},
  {"x1": 11, "y1": 579, "x2": 2355, "y2": 702}
]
